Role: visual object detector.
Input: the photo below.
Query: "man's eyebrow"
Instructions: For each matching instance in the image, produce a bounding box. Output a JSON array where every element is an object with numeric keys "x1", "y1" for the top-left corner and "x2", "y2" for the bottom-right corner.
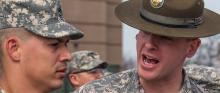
[
  {"x1": 47, "y1": 38, "x2": 69, "y2": 43},
  {"x1": 55, "y1": 38, "x2": 66, "y2": 42},
  {"x1": 57, "y1": 38, "x2": 70, "y2": 44},
  {"x1": 56, "y1": 39, "x2": 63, "y2": 42}
]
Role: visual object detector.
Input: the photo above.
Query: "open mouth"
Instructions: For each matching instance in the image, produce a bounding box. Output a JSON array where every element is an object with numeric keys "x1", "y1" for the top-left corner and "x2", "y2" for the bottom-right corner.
[
  {"x1": 57, "y1": 69, "x2": 66, "y2": 73},
  {"x1": 142, "y1": 55, "x2": 160, "y2": 65}
]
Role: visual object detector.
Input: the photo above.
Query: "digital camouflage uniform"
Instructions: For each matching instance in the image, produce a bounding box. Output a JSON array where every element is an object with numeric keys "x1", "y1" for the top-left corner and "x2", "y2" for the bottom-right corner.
[
  {"x1": 67, "y1": 50, "x2": 109, "y2": 75},
  {"x1": 0, "y1": 89, "x2": 5, "y2": 93},
  {"x1": 76, "y1": 66, "x2": 220, "y2": 93},
  {"x1": 184, "y1": 65, "x2": 220, "y2": 91}
]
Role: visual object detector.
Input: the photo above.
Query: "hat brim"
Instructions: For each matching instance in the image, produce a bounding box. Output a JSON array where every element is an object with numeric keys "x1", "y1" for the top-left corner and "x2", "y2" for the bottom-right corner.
[
  {"x1": 95, "y1": 62, "x2": 108, "y2": 69},
  {"x1": 85, "y1": 60, "x2": 108, "y2": 70},
  {"x1": 115, "y1": 0, "x2": 220, "y2": 38},
  {"x1": 72, "y1": 62, "x2": 108, "y2": 74},
  {"x1": 26, "y1": 21, "x2": 84, "y2": 40}
]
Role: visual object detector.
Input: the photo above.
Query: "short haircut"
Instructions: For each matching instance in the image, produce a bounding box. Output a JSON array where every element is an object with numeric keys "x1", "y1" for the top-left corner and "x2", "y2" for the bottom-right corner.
[{"x1": 0, "y1": 28, "x2": 31, "y2": 71}]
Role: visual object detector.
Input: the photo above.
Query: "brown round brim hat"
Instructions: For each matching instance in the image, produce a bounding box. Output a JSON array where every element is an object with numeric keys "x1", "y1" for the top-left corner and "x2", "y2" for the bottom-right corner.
[{"x1": 115, "y1": 0, "x2": 220, "y2": 38}]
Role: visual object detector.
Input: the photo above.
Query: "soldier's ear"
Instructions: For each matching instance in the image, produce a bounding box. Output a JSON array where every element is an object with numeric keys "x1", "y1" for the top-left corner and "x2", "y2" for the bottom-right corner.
[
  {"x1": 186, "y1": 39, "x2": 201, "y2": 58},
  {"x1": 5, "y1": 36, "x2": 21, "y2": 62},
  {"x1": 69, "y1": 74, "x2": 81, "y2": 86}
]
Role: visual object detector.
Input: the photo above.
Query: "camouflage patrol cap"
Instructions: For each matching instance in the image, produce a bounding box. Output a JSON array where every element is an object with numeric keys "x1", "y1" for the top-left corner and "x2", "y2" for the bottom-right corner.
[
  {"x1": 0, "y1": 0, "x2": 83, "y2": 39},
  {"x1": 67, "y1": 50, "x2": 108, "y2": 74}
]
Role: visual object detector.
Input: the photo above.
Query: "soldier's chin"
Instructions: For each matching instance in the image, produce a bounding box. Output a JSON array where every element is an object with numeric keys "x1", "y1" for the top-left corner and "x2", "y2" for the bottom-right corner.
[{"x1": 48, "y1": 80, "x2": 64, "y2": 91}]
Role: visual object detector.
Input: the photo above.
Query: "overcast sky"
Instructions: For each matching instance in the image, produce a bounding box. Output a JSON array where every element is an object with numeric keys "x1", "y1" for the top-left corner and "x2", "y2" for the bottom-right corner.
[{"x1": 123, "y1": 0, "x2": 220, "y2": 61}]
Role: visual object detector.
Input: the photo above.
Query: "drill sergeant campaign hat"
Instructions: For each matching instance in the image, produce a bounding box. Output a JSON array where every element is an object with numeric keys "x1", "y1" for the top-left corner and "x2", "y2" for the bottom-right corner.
[
  {"x1": 115, "y1": 0, "x2": 220, "y2": 38},
  {"x1": 67, "y1": 50, "x2": 108, "y2": 74},
  {"x1": 0, "y1": 0, "x2": 83, "y2": 39}
]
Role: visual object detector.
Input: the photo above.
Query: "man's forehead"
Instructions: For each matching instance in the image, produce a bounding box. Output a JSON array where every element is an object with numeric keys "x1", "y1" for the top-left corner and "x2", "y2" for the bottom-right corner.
[
  {"x1": 50, "y1": 38, "x2": 69, "y2": 42},
  {"x1": 0, "y1": 27, "x2": 26, "y2": 32}
]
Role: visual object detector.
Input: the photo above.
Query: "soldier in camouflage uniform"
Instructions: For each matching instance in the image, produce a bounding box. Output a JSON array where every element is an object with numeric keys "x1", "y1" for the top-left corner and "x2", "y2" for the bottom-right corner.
[
  {"x1": 0, "y1": 0, "x2": 83, "y2": 93},
  {"x1": 184, "y1": 65, "x2": 220, "y2": 90},
  {"x1": 76, "y1": 0, "x2": 220, "y2": 93},
  {"x1": 67, "y1": 50, "x2": 110, "y2": 92}
]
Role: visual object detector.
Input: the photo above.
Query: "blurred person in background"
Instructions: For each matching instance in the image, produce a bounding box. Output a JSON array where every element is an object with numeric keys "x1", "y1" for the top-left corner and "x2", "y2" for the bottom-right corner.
[{"x1": 67, "y1": 50, "x2": 111, "y2": 93}]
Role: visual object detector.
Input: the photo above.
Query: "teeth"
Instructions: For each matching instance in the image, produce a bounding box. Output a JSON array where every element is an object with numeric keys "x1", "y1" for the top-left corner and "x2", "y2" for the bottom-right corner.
[
  {"x1": 143, "y1": 57, "x2": 148, "y2": 64},
  {"x1": 143, "y1": 56, "x2": 159, "y2": 64}
]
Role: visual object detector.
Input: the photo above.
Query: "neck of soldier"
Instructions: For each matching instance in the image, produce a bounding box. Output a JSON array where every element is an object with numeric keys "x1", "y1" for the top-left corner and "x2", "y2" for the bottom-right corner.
[
  {"x1": 0, "y1": 63, "x2": 50, "y2": 93},
  {"x1": 140, "y1": 68, "x2": 183, "y2": 93},
  {"x1": 74, "y1": 86, "x2": 80, "y2": 90}
]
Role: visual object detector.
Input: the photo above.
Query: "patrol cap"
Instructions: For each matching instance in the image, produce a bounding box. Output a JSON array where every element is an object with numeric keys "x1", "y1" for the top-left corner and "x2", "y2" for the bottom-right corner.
[
  {"x1": 115, "y1": 0, "x2": 220, "y2": 38},
  {"x1": 0, "y1": 0, "x2": 83, "y2": 39},
  {"x1": 67, "y1": 50, "x2": 108, "y2": 74}
]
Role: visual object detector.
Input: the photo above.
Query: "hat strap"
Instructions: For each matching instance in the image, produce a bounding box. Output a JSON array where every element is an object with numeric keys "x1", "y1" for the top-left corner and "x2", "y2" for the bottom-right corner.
[{"x1": 140, "y1": 8, "x2": 203, "y2": 28}]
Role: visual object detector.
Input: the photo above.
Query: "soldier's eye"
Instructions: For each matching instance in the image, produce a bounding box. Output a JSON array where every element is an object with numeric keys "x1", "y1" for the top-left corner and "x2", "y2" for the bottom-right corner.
[
  {"x1": 50, "y1": 43, "x2": 59, "y2": 46},
  {"x1": 49, "y1": 42, "x2": 59, "y2": 49}
]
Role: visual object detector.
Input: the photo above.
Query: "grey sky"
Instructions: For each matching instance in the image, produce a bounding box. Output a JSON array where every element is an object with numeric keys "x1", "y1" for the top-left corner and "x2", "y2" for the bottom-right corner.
[{"x1": 123, "y1": 0, "x2": 220, "y2": 61}]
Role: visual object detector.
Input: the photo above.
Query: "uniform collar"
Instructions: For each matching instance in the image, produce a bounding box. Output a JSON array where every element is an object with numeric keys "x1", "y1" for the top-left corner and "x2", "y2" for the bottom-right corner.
[{"x1": 0, "y1": 89, "x2": 6, "y2": 93}]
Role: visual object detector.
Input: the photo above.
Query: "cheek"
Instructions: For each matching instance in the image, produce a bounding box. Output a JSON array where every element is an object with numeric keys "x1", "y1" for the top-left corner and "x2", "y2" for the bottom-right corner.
[
  {"x1": 21, "y1": 45, "x2": 57, "y2": 72},
  {"x1": 136, "y1": 39, "x2": 144, "y2": 57},
  {"x1": 87, "y1": 74, "x2": 97, "y2": 80},
  {"x1": 88, "y1": 75, "x2": 98, "y2": 81},
  {"x1": 161, "y1": 46, "x2": 188, "y2": 64},
  {"x1": 79, "y1": 75, "x2": 93, "y2": 84}
]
